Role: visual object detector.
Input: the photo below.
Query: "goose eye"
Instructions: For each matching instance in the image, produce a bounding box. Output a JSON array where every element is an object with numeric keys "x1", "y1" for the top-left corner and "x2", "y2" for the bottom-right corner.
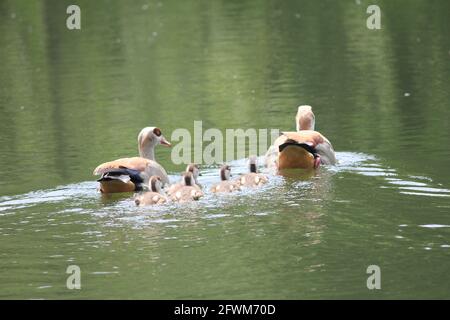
[{"x1": 153, "y1": 128, "x2": 161, "y2": 137}]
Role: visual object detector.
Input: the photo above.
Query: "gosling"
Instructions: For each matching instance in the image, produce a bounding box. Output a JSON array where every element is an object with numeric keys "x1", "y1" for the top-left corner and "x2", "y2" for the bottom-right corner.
[
  {"x1": 237, "y1": 155, "x2": 268, "y2": 188},
  {"x1": 211, "y1": 165, "x2": 241, "y2": 193},
  {"x1": 171, "y1": 171, "x2": 204, "y2": 203},
  {"x1": 167, "y1": 163, "x2": 201, "y2": 196},
  {"x1": 134, "y1": 175, "x2": 169, "y2": 206}
]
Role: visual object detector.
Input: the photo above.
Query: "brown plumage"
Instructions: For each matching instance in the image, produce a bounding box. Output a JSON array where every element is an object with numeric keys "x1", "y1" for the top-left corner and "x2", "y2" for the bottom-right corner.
[{"x1": 265, "y1": 106, "x2": 336, "y2": 170}]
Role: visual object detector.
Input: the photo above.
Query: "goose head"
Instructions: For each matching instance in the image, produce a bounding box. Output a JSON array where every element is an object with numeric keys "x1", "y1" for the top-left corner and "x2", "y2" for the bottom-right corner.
[
  {"x1": 248, "y1": 155, "x2": 258, "y2": 173},
  {"x1": 296, "y1": 105, "x2": 315, "y2": 131},
  {"x1": 149, "y1": 175, "x2": 163, "y2": 193},
  {"x1": 138, "y1": 127, "x2": 171, "y2": 160},
  {"x1": 220, "y1": 165, "x2": 231, "y2": 181}
]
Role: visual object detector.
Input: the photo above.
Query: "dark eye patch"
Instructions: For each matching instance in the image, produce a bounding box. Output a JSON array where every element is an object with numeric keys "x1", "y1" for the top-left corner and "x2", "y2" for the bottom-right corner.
[{"x1": 153, "y1": 128, "x2": 161, "y2": 137}]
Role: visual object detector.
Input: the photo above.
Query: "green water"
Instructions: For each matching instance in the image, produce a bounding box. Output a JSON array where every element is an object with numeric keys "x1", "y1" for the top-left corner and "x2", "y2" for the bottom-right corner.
[{"x1": 0, "y1": 0, "x2": 449, "y2": 299}]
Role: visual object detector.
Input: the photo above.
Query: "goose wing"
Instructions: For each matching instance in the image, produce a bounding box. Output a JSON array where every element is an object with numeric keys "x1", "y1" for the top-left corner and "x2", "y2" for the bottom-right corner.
[
  {"x1": 93, "y1": 157, "x2": 150, "y2": 175},
  {"x1": 93, "y1": 157, "x2": 170, "y2": 185}
]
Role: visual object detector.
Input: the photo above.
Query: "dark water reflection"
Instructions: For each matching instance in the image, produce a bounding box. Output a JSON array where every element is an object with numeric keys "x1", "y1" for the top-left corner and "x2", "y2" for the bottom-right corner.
[{"x1": 0, "y1": 0, "x2": 449, "y2": 298}]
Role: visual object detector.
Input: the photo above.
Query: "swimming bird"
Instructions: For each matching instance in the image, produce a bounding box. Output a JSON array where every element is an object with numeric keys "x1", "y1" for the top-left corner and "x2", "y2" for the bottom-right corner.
[
  {"x1": 211, "y1": 165, "x2": 241, "y2": 193},
  {"x1": 238, "y1": 156, "x2": 268, "y2": 188},
  {"x1": 171, "y1": 172, "x2": 204, "y2": 203},
  {"x1": 167, "y1": 164, "x2": 201, "y2": 196},
  {"x1": 93, "y1": 127, "x2": 171, "y2": 193},
  {"x1": 134, "y1": 176, "x2": 169, "y2": 206},
  {"x1": 265, "y1": 105, "x2": 336, "y2": 170}
]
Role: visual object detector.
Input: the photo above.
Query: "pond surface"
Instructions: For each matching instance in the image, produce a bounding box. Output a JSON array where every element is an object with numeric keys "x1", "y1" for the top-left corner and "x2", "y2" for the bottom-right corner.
[{"x1": 0, "y1": 0, "x2": 449, "y2": 299}]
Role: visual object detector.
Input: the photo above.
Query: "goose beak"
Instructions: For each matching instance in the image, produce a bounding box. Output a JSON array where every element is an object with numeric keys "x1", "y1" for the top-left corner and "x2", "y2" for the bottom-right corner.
[{"x1": 160, "y1": 136, "x2": 171, "y2": 147}]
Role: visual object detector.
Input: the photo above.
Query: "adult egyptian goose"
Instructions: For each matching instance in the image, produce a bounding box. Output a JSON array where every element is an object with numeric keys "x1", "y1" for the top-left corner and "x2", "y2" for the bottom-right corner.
[
  {"x1": 171, "y1": 172, "x2": 204, "y2": 203},
  {"x1": 265, "y1": 105, "x2": 336, "y2": 170},
  {"x1": 238, "y1": 156, "x2": 268, "y2": 188},
  {"x1": 211, "y1": 165, "x2": 241, "y2": 193},
  {"x1": 134, "y1": 176, "x2": 169, "y2": 206},
  {"x1": 167, "y1": 164, "x2": 201, "y2": 196},
  {"x1": 94, "y1": 127, "x2": 171, "y2": 193}
]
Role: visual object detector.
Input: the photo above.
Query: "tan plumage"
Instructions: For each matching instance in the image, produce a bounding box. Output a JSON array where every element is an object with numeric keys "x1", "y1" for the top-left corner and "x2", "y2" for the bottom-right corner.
[
  {"x1": 239, "y1": 172, "x2": 268, "y2": 187},
  {"x1": 134, "y1": 176, "x2": 169, "y2": 206},
  {"x1": 171, "y1": 172, "x2": 204, "y2": 203},
  {"x1": 296, "y1": 105, "x2": 315, "y2": 131},
  {"x1": 211, "y1": 165, "x2": 241, "y2": 193},
  {"x1": 93, "y1": 127, "x2": 171, "y2": 193},
  {"x1": 135, "y1": 193, "x2": 167, "y2": 205},
  {"x1": 167, "y1": 164, "x2": 201, "y2": 196},
  {"x1": 238, "y1": 156, "x2": 268, "y2": 188},
  {"x1": 94, "y1": 157, "x2": 169, "y2": 182}
]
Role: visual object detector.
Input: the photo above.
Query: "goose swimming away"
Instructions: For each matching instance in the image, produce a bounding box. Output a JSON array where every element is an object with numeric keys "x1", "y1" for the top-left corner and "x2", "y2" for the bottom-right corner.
[
  {"x1": 94, "y1": 127, "x2": 171, "y2": 193},
  {"x1": 238, "y1": 156, "x2": 268, "y2": 188},
  {"x1": 134, "y1": 175, "x2": 169, "y2": 206},
  {"x1": 171, "y1": 172, "x2": 204, "y2": 203},
  {"x1": 265, "y1": 105, "x2": 336, "y2": 170},
  {"x1": 211, "y1": 165, "x2": 241, "y2": 193}
]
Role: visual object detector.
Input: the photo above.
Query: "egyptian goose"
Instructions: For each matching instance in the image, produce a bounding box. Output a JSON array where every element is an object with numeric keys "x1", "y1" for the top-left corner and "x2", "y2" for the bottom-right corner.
[
  {"x1": 238, "y1": 156, "x2": 268, "y2": 188},
  {"x1": 94, "y1": 127, "x2": 171, "y2": 193},
  {"x1": 171, "y1": 172, "x2": 204, "y2": 203},
  {"x1": 211, "y1": 165, "x2": 241, "y2": 193},
  {"x1": 265, "y1": 105, "x2": 336, "y2": 170},
  {"x1": 134, "y1": 176, "x2": 169, "y2": 206},
  {"x1": 167, "y1": 164, "x2": 201, "y2": 196}
]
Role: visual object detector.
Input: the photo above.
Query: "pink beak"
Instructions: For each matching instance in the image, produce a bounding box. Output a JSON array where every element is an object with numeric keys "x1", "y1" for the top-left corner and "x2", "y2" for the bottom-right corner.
[{"x1": 160, "y1": 136, "x2": 171, "y2": 147}]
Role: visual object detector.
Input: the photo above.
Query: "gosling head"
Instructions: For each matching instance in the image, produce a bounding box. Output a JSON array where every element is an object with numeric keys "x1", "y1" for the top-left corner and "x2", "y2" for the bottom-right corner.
[
  {"x1": 186, "y1": 163, "x2": 201, "y2": 181},
  {"x1": 248, "y1": 155, "x2": 258, "y2": 173},
  {"x1": 149, "y1": 175, "x2": 163, "y2": 193},
  {"x1": 296, "y1": 105, "x2": 315, "y2": 131},
  {"x1": 220, "y1": 165, "x2": 231, "y2": 181},
  {"x1": 182, "y1": 171, "x2": 195, "y2": 186}
]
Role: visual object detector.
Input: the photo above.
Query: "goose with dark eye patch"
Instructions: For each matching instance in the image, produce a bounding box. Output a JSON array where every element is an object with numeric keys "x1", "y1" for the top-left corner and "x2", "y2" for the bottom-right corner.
[
  {"x1": 93, "y1": 127, "x2": 171, "y2": 193},
  {"x1": 171, "y1": 172, "x2": 204, "y2": 203},
  {"x1": 265, "y1": 105, "x2": 336, "y2": 170},
  {"x1": 134, "y1": 175, "x2": 169, "y2": 206},
  {"x1": 211, "y1": 165, "x2": 241, "y2": 193},
  {"x1": 237, "y1": 156, "x2": 268, "y2": 188}
]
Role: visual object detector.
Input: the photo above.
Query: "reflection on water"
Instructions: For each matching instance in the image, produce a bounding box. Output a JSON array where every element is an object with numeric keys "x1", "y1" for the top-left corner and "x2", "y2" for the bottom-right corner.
[
  {"x1": 0, "y1": 0, "x2": 449, "y2": 299},
  {"x1": 1, "y1": 153, "x2": 449, "y2": 298}
]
